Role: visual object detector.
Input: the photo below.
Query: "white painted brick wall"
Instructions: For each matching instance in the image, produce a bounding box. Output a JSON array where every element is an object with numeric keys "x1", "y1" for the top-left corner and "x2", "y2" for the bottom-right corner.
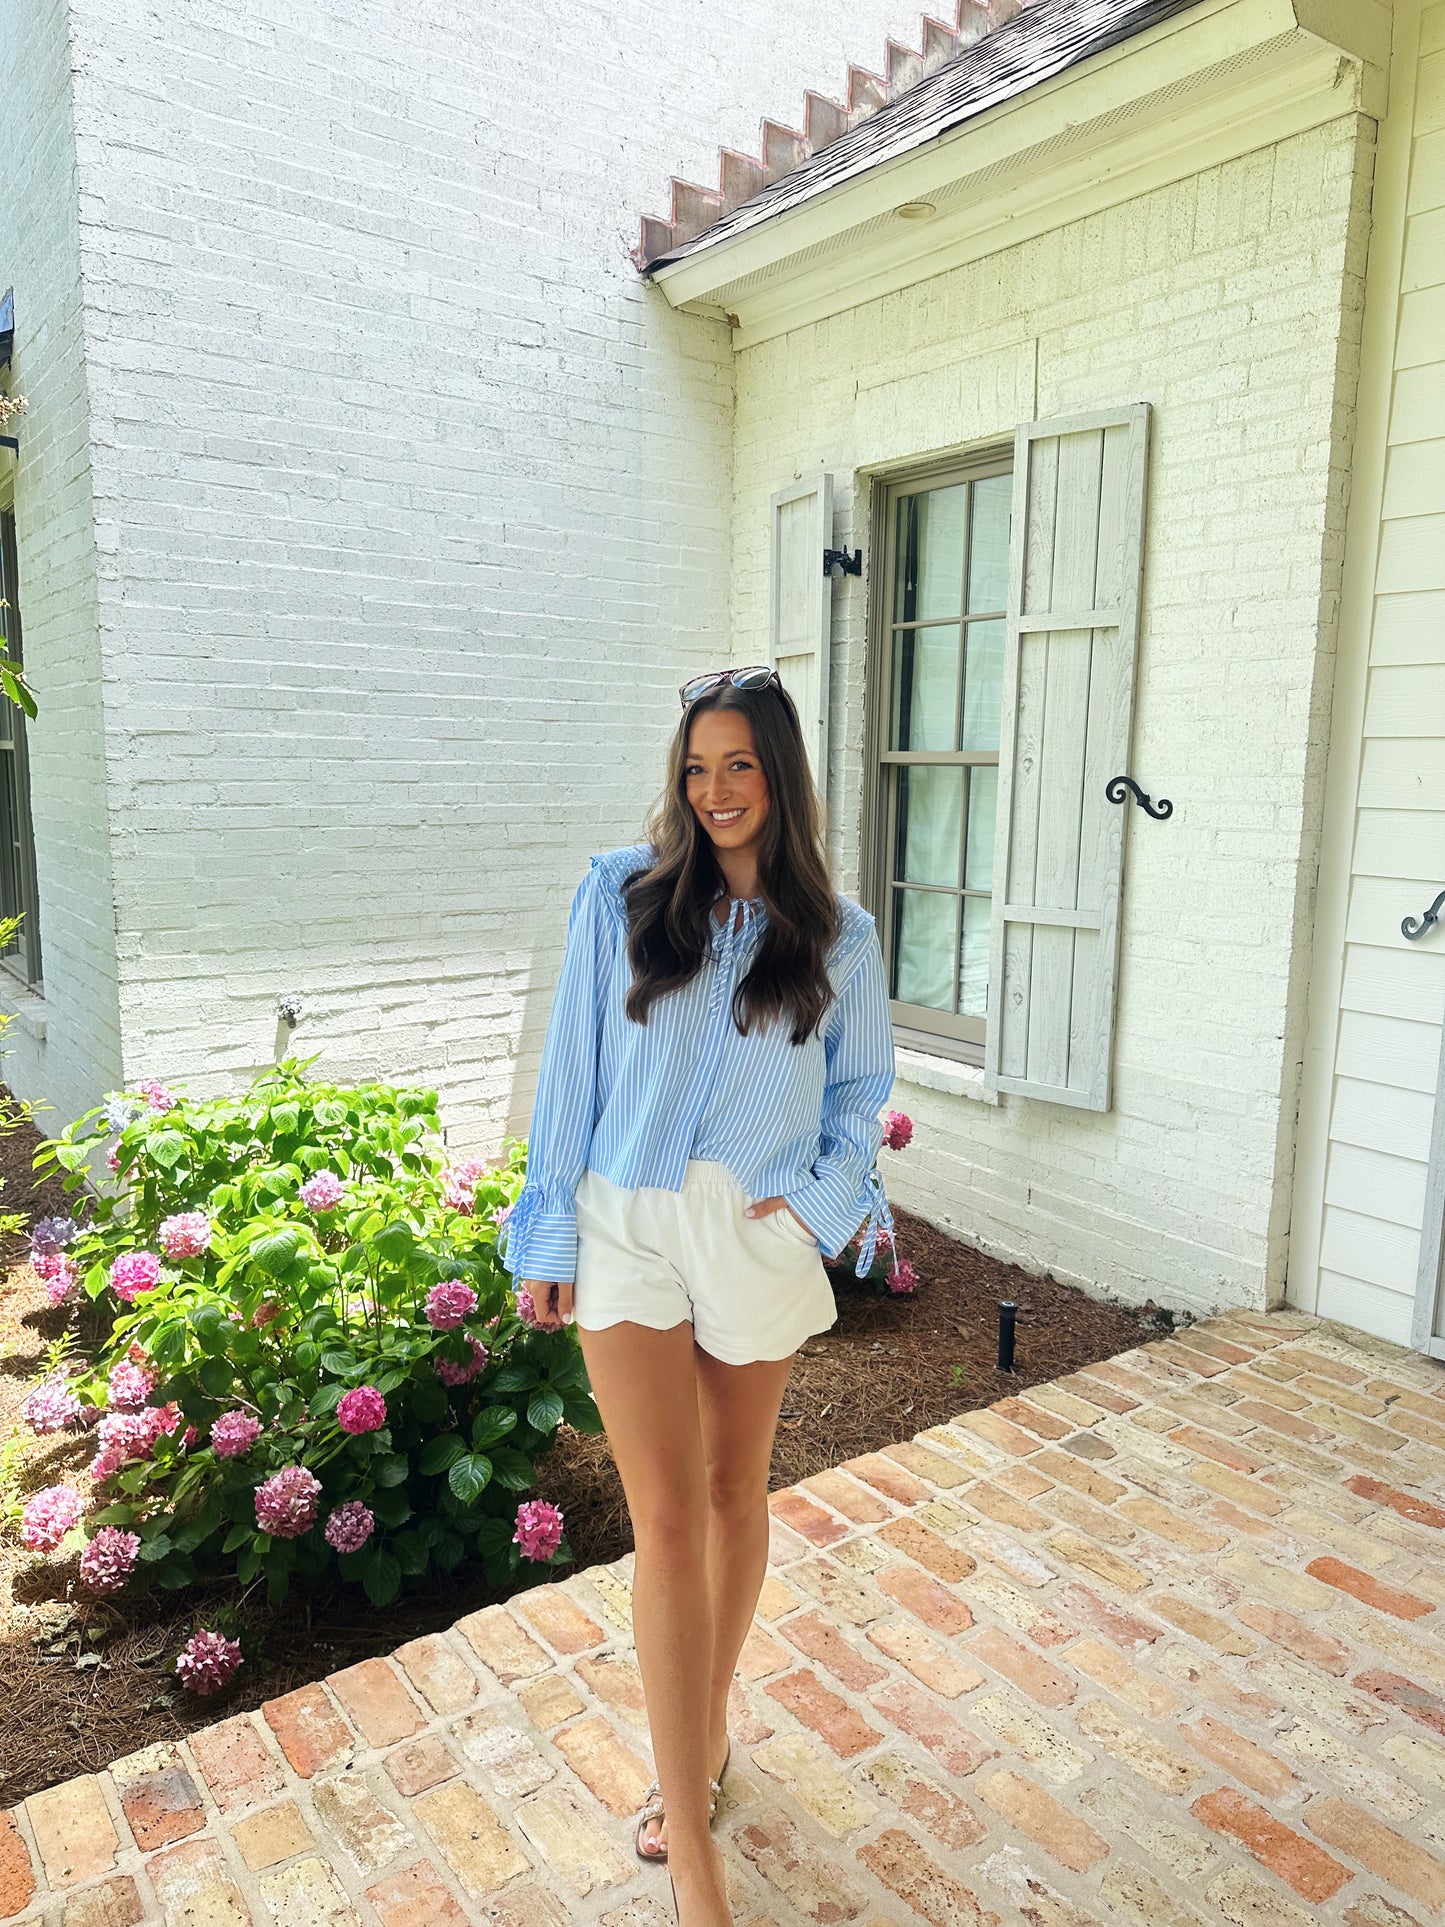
[
  {"x1": 732, "y1": 116, "x2": 1373, "y2": 1319},
  {"x1": 0, "y1": 0, "x2": 934, "y2": 1137},
  {"x1": 0, "y1": 0, "x2": 124, "y2": 1127}
]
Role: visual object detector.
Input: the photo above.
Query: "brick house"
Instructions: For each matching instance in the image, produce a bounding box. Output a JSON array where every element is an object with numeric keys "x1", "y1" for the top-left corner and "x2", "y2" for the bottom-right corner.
[{"x1": 0, "y1": 0, "x2": 1441, "y2": 1354}]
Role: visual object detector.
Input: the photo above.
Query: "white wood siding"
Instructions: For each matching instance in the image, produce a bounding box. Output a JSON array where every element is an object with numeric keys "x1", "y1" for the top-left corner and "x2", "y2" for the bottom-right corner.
[{"x1": 1303, "y1": 0, "x2": 1445, "y2": 1345}]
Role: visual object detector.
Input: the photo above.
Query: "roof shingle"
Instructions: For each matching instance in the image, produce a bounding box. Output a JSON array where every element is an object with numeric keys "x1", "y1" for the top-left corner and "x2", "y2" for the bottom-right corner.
[{"x1": 635, "y1": 0, "x2": 1204, "y2": 274}]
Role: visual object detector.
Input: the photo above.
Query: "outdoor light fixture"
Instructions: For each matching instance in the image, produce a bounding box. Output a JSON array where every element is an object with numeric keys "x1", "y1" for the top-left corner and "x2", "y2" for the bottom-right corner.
[{"x1": 895, "y1": 201, "x2": 937, "y2": 220}]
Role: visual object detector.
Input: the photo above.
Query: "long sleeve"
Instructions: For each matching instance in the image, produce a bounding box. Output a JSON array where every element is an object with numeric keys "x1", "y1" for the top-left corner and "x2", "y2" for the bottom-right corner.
[
  {"x1": 781, "y1": 920, "x2": 896, "y2": 1263},
  {"x1": 500, "y1": 861, "x2": 611, "y2": 1284}
]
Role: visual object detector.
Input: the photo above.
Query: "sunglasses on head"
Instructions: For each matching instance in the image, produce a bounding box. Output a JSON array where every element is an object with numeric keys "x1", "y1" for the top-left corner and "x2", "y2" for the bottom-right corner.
[{"x1": 679, "y1": 665, "x2": 781, "y2": 709}]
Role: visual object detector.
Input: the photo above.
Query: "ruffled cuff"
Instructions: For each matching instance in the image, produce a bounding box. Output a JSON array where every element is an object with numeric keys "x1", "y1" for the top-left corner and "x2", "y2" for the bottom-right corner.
[
  {"x1": 782, "y1": 1167, "x2": 893, "y2": 1277},
  {"x1": 498, "y1": 1187, "x2": 579, "y2": 1285}
]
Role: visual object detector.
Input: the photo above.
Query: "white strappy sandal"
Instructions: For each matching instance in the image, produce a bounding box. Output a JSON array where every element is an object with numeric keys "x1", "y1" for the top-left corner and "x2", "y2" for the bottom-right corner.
[{"x1": 633, "y1": 1738, "x2": 731, "y2": 1863}]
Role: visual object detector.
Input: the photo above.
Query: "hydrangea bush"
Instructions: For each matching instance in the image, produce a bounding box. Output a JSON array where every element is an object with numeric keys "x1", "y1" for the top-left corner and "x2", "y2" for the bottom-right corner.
[{"x1": 29, "y1": 1062, "x2": 599, "y2": 1618}]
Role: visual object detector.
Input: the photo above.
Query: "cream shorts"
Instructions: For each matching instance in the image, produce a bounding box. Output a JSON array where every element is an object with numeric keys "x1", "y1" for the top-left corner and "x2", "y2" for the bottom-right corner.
[{"x1": 573, "y1": 1160, "x2": 839, "y2": 1366}]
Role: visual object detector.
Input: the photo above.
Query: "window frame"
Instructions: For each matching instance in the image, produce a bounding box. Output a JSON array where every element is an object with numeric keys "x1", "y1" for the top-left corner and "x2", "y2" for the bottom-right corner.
[
  {"x1": 0, "y1": 498, "x2": 42, "y2": 991},
  {"x1": 862, "y1": 445, "x2": 1013, "y2": 1063}
]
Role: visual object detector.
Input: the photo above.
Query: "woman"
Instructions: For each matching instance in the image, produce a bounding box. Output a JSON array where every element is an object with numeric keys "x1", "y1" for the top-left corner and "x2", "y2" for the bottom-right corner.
[{"x1": 502, "y1": 665, "x2": 895, "y2": 1927}]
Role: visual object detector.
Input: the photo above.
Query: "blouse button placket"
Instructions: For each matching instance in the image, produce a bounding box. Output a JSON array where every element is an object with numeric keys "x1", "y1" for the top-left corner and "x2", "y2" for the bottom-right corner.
[{"x1": 680, "y1": 902, "x2": 754, "y2": 1143}]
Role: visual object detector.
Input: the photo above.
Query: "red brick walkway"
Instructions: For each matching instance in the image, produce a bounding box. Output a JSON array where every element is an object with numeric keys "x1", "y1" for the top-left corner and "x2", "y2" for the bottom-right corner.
[{"x1": 3, "y1": 1308, "x2": 1444, "y2": 1925}]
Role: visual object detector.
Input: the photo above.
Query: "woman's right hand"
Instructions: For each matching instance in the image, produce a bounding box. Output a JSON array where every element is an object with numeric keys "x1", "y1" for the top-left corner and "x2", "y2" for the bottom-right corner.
[{"x1": 522, "y1": 1279, "x2": 574, "y2": 1331}]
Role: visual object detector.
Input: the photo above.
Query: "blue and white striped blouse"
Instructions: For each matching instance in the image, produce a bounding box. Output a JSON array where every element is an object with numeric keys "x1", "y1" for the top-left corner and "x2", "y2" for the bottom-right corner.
[{"x1": 500, "y1": 844, "x2": 897, "y2": 1284}]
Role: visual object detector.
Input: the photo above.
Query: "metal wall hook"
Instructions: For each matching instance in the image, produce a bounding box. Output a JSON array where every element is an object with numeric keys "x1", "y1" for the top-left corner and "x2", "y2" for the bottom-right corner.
[
  {"x1": 1106, "y1": 774, "x2": 1172, "y2": 820},
  {"x1": 1402, "y1": 890, "x2": 1445, "y2": 941}
]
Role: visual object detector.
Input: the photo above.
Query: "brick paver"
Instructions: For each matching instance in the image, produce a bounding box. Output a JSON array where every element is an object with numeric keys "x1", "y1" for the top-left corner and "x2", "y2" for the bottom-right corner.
[{"x1": 4, "y1": 1311, "x2": 1444, "y2": 1925}]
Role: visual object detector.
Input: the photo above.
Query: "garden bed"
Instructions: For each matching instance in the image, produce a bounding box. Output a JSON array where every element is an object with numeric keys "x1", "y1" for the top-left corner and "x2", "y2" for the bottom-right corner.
[{"x1": 1, "y1": 1094, "x2": 1154, "y2": 1806}]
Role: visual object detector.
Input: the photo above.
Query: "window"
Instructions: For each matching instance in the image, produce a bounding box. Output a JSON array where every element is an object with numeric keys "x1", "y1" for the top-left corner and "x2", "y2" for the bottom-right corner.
[
  {"x1": 867, "y1": 457, "x2": 1011, "y2": 1056},
  {"x1": 0, "y1": 507, "x2": 41, "y2": 987}
]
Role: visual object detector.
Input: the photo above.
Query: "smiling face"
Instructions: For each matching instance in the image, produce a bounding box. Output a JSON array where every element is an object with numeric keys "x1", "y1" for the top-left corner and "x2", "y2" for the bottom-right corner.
[{"x1": 684, "y1": 706, "x2": 771, "y2": 864}]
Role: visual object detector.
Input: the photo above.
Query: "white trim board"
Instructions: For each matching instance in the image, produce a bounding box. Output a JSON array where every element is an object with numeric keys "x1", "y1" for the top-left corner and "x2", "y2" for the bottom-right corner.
[
  {"x1": 1413, "y1": 1012, "x2": 1445, "y2": 1358},
  {"x1": 1287, "y1": 0, "x2": 1423, "y2": 1336}
]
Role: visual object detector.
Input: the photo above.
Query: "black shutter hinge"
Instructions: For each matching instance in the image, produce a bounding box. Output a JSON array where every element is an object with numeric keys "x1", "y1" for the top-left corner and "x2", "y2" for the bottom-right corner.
[{"x1": 823, "y1": 547, "x2": 862, "y2": 579}]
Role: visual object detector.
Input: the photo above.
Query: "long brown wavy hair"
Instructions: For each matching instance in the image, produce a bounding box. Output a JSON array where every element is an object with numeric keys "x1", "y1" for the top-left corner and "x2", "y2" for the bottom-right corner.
[{"x1": 623, "y1": 680, "x2": 840, "y2": 1045}]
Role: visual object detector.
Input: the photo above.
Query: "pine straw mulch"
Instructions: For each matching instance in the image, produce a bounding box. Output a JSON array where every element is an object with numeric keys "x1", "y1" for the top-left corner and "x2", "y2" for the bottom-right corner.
[{"x1": 0, "y1": 1096, "x2": 1158, "y2": 1806}]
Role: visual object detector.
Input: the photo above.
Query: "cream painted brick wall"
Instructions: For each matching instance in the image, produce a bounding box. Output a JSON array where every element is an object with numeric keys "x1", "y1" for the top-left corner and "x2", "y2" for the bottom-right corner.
[
  {"x1": 0, "y1": 0, "x2": 123, "y2": 1123},
  {"x1": 732, "y1": 116, "x2": 1374, "y2": 1317},
  {"x1": 2, "y1": 0, "x2": 933, "y2": 1137}
]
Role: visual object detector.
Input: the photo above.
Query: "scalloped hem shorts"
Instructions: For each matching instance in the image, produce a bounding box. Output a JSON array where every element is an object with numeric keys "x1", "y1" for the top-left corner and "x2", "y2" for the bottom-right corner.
[{"x1": 572, "y1": 1160, "x2": 839, "y2": 1367}]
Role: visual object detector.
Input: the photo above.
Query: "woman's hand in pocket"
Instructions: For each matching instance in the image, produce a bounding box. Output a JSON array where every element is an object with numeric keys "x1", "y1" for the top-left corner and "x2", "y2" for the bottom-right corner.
[
  {"x1": 745, "y1": 1197, "x2": 813, "y2": 1239},
  {"x1": 523, "y1": 1279, "x2": 574, "y2": 1331}
]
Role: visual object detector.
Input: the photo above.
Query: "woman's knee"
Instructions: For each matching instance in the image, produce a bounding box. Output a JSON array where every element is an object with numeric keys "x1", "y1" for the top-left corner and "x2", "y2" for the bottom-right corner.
[
  {"x1": 628, "y1": 1484, "x2": 710, "y2": 1563},
  {"x1": 705, "y1": 1463, "x2": 768, "y2": 1525}
]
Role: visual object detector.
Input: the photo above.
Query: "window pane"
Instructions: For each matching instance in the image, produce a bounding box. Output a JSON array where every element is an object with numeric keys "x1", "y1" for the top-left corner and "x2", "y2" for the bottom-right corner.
[
  {"x1": 959, "y1": 896, "x2": 990, "y2": 1017},
  {"x1": 892, "y1": 888, "x2": 955, "y2": 1011},
  {"x1": 894, "y1": 485, "x2": 966, "y2": 623},
  {"x1": 961, "y1": 618, "x2": 1004, "y2": 752},
  {"x1": 965, "y1": 766, "x2": 996, "y2": 892},
  {"x1": 894, "y1": 765, "x2": 962, "y2": 887},
  {"x1": 891, "y1": 625, "x2": 961, "y2": 751},
  {"x1": 967, "y1": 472, "x2": 1011, "y2": 613}
]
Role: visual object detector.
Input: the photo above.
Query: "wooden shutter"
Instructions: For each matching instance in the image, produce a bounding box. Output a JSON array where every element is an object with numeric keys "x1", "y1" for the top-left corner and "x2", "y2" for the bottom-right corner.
[
  {"x1": 770, "y1": 474, "x2": 833, "y2": 798},
  {"x1": 984, "y1": 403, "x2": 1150, "y2": 1111}
]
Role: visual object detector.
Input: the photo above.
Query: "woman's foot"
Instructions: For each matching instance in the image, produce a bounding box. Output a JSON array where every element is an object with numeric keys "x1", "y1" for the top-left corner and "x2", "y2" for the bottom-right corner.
[
  {"x1": 667, "y1": 1831, "x2": 731, "y2": 1925},
  {"x1": 635, "y1": 1733, "x2": 731, "y2": 1860}
]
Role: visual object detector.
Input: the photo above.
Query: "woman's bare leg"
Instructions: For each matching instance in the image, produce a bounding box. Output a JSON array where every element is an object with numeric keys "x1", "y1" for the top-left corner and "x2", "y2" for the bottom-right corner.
[
  {"x1": 696, "y1": 1346, "x2": 793, "y2": 1761},
  {"x1": 576, "y1": 1319, "x2": 730, "y2": 1924},
  {"x1": 631, "y1": 1344, "x2": 794, "y2": 1859}
]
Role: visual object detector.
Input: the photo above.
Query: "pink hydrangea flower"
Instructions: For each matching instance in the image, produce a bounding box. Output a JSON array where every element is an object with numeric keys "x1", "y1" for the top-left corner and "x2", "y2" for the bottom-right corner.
[
  {"x1": 35, "y1": 1250, "x2": 81, "y2": 1306},
  {"x1": 22, "y1": 1378, "x2": 87, "y2": 1435},
  {"x1": 254, "y1": 1465, "x2": 323, "y2": 1538},
  {"x1": 435, "y1": 1335, "x2": 489, "y2": 1387},
  {"x1": 175, "y1": 1629, "x2": 242, "y2": 1695},
  {"x1": 90, "y1": 1403, "x2": 184, "y2": 1483},
  {"x1": 492, "y1": 1201, "x2": 513, "y2": 1228},
  {"x1": 107, "y1": 1359, "x2": 156, "y2": 1411},
  {"x1": 324, "y1": 1501, "x2": 375, "y2": 1553},
  {"x1": 80, "y1": 1527, "x2": 140, "y2": 1595},
  {"x1": 210, "y1": 1410, "x2": 262, "y2": 1459},
  {"x1": 512, "y1": 1499, "x2": 564, "y2": 1563},
  {"x1": 21, "y1": 1485, "x2": 85, "y2": 1554},
  {"x1": 882, "y1": 1110, "x2": 914, "y2": 1152},
  {"x1": 887, "y1": 1259, "x2": 919, "y2": 1295},
  {"x1": 425, "y1": 1278, "x2": 477, "y2": 1331},
  {"x1": 159, "y1": 1211, "x2": 210, "y2": 1259},
  {"x1": 251, "y1": 1301, "x2": 280, "y2": 1328},
  {"x1": 110, "y1": 1250, "x2": 162, "y2": 1304},
  {"x1": 105, "y1": 1143, "x2": 122, "y2": 1174},
  {"x1": 46, "y1": 1264, "x2": 80, "y2": 1307},
  {"x1": 336, "y1": 1386, "x2": 386, "y2": 1435},
  {"x1": 441, "y1": 1159, "x2": 486, "y2": 1215},
  {"x1": 138, "y1": 1078, "x2": 177, "y2": 1114},
  {"x1": 299, "y1": 1171, "x2": 345, "y2": 1211}
]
